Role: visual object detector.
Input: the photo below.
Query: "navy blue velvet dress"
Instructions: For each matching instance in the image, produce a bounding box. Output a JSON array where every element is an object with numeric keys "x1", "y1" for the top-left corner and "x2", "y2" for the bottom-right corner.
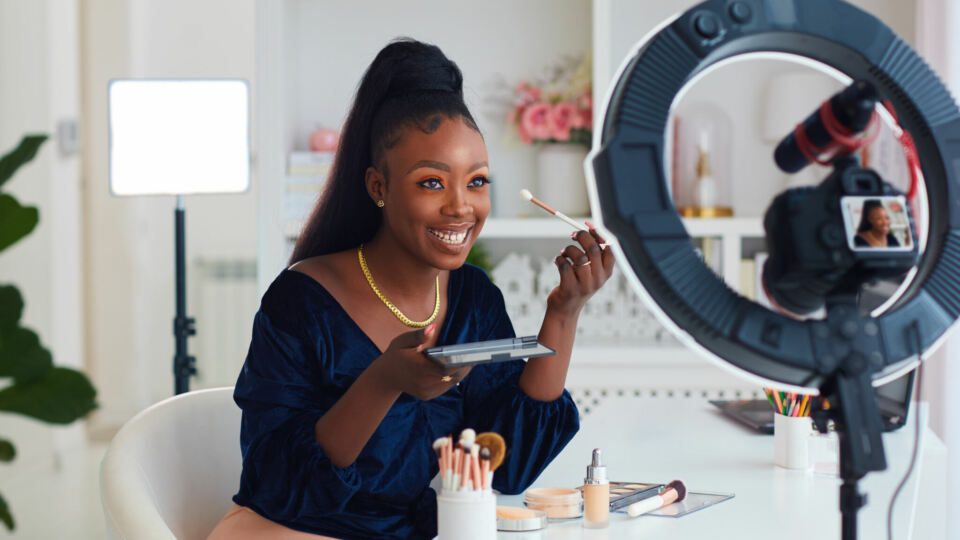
[{"x1": 231, "y1": 264, "x2": 580, "y2": 539}]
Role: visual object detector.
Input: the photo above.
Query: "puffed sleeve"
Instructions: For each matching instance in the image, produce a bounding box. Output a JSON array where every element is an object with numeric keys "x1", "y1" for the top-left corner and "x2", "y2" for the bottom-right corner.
[
  {"x1": 458, "y1": 282, "x2": 580, "y2": 495},
  {"x1": 232, "y1": 303, "x2": 362, "y2": 520}
]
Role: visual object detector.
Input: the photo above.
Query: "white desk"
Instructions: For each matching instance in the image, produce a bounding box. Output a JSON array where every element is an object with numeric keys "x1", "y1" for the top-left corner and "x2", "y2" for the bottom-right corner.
[{"x1": 496, "y1": 397, "x2": 946, "y2": 539}]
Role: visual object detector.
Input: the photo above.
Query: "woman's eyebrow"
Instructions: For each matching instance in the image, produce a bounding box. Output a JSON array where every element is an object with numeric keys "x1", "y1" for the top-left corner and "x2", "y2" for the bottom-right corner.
[
  {"x1": 468, "y1": 161, "x2": 488, "y2": 173},
  {"x1": 407, "y1": 160, "x2": 449, "y2": 174},
  {"x1": 405, "y1": 160, "x2": 489, "y2": 174}
]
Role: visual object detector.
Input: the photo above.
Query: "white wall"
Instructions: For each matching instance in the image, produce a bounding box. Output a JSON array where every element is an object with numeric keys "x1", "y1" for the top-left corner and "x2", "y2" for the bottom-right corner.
[
  {"x1": 81, "y1": 0, "x2": 256, "y2": 431},
  {"x1": 289, "y1": 0, "x2": 591, "y2": 219},
  {"x1": 0, "y1": 0, "x2": 84, "y2": 464}
]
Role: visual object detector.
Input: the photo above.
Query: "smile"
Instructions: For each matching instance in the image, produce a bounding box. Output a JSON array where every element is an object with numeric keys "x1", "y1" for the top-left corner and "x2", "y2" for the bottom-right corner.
[{"x1": 427, "y1": 227, "x2": 472, "y2": 245}]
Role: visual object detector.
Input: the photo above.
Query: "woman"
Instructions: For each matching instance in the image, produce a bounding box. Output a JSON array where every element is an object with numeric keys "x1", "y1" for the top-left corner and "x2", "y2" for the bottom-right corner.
[
  {"x1": 854, "y1": 199, "x2": 900, "y2": 248},
  {"x1": 208, "y1": 38, "x2": 614, "y2": 539}
]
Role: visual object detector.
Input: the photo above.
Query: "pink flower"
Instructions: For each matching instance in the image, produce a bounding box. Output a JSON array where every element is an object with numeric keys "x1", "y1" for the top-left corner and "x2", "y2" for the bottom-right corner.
[
  {"x1": 521, "y1": 103, "x2": 553, "y2": 142},
  {"x1": 515, "y1": 82, "x2": 541, "y2": 105},
  {"x1": 550, "y1": 102, "x2": 577, "y2": 142}
]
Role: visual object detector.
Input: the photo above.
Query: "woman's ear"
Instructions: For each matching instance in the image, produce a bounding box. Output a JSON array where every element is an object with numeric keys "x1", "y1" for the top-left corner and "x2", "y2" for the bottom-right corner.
[{"x1": 365, "y1": 166, "x2": 386, "y2": 204}]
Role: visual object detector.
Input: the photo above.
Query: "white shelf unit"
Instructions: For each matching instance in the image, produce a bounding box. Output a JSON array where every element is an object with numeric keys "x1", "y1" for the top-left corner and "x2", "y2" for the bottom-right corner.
[{"x1": 480, "y1": 216, "x2": 763, "y2": 290}]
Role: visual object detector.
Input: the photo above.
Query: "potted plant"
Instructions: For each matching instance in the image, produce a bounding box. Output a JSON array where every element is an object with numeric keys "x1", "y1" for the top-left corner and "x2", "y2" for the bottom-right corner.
[{"x1": 0, "y1": 135, "x2": 98, "y2": 531}]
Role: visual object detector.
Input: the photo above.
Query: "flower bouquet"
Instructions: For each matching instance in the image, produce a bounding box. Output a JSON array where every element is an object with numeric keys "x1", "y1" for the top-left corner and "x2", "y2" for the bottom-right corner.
[{"x1": 507, "y1": 56, "x2": 593, "y2": 147}]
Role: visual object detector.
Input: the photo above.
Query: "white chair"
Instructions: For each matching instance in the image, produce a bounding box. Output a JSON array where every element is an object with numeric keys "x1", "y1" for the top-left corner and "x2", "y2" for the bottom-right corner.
[{"x1": 100, "y1": 387, "x2": 242, "y2": 540}]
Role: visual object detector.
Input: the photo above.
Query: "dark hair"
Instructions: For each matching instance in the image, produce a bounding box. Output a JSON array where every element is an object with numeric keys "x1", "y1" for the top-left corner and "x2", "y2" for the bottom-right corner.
[
  {"x1": 289, "y1": 38, "x2": 480, "y2": 264},
  {"x1": 857, "y1": 199, "x2": 886, "y2": 233}
]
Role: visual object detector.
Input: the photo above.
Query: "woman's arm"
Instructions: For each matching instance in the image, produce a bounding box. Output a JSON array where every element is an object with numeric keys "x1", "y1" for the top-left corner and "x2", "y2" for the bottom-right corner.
[
  {"x1": 313, "y1": 360, "x2": 402, "y2": 468},
  {"x1": 314, "y1": 324, "x2": 467, "y2": 467},
  {"x1": 519, "y1": 226, "x2": 614, "y2": 401},
  {"x1": 519, "y1": 307, "x2": 580, "y2": 401}
]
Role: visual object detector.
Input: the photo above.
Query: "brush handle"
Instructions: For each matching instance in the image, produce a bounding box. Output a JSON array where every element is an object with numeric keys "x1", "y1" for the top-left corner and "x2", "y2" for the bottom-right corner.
[
  {"x1": 555, "y1": 211, "x2": 590, "y2": 232},
  {"x1": 626, "y1": 494, "x2": 665, "y2": 517}
]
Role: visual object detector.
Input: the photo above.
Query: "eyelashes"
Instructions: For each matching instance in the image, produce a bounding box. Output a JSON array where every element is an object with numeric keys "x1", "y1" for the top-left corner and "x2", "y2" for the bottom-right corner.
[{"x1": 417, "y1": 175, "x2": 492, "y2": 190}]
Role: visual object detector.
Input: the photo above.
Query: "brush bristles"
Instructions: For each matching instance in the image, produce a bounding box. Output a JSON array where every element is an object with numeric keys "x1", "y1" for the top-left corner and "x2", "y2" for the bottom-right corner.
[
  {"x1": 520, "y1": 188, "x2": 533, "y2": 201},
  {"x1": 666, "y1": 480, "x2": 686, "y2": 502}
]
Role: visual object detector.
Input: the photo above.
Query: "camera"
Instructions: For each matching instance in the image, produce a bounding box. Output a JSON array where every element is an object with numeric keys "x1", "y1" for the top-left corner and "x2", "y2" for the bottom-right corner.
[{"x1": 761, "y1": 81, "x2": 919, "y2": 315}]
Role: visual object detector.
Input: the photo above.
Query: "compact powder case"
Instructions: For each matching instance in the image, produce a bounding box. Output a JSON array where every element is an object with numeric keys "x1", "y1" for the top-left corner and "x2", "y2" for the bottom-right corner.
[{"x1": 523, "y1": 487, "x2": 583, "y2": 519}]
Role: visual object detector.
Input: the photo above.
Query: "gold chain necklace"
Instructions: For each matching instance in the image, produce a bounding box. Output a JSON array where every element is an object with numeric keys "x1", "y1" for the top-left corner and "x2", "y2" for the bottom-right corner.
[{"x1": 358, "y1": 244, "x2": 440, "y2": 328}]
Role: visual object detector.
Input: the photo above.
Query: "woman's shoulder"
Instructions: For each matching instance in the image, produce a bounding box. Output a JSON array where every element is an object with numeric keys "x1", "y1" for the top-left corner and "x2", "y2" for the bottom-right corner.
[{"x1": 260, "y1": 253, "x2": 349, "y2": 325}]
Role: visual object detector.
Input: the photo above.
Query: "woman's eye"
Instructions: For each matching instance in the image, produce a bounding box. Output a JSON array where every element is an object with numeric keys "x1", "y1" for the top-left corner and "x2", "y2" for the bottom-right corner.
[
  {"x1": 469, "y1": 175, "x2": 490, "y2": 188},
  {"x1": 419, "y1": 178, "x2": 443, "y2": 190}
]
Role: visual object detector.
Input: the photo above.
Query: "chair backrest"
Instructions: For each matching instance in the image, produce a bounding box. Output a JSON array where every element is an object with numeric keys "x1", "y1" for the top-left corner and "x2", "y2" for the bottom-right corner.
[{"x1": 100, "y1": 387, "x2": 242, "y2": 540}]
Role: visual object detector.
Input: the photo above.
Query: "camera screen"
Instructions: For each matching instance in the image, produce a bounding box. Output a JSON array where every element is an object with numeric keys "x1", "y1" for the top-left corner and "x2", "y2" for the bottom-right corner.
[{"x1": 841, "y1": 196, "x2": 913, "y2": 251}]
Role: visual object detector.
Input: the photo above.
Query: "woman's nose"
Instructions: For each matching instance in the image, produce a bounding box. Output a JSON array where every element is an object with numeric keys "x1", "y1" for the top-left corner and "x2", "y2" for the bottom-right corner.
[{"x1": 443, "y1": 187, "x2": 472, "y2": 217}]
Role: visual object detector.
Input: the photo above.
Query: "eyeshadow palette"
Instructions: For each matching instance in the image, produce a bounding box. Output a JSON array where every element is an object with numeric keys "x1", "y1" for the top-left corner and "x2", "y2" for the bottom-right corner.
[{"x1": 576, "y1": 481, "x2": 663, "y2": 511}]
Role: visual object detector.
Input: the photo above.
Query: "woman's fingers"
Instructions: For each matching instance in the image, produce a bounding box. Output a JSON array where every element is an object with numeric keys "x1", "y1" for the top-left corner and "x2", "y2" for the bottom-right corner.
[
  {"x1": 584, "y1": 220, "x2": 616, "y2": 275},
  {"x1": 560, "y1": 244, "x2": 593, "y2": 287},
  {"x1": 572, "y1": 230, "x2": 604, "y2": 281}
]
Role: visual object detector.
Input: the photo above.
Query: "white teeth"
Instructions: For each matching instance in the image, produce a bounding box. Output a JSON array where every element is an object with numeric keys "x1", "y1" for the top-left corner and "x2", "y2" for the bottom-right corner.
[{"x1": 428, "y1": 228, "x2": 469, "y2": 245}]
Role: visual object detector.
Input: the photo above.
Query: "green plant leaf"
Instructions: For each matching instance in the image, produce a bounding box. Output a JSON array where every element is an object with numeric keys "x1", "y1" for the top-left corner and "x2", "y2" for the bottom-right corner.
[
  {"x1": 0, "y1": 135, "x2": 47, "y2": 189},
  {"x1": 0, "y1": 326, "x2": 53, "y2": 382},
  {"x1": 0, "y1": 195, "x2": 39, "y2": 254},
  {"x1": 0, "y1": 286, "x2": 23, "y2": 332},
  {"x1": 0, "y1": 490, "x2": 13, "y2": 531},
  {"x1": 0, "y1": 439, "x2": 15, "y2": 462},
  {"x1": 0, "y1": 367, "x2": 97, "y2": 424}
]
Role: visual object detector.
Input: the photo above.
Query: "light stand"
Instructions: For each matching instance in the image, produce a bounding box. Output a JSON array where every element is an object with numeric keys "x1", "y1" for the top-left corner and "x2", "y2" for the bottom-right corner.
[
  {"x1": 108, "y1": 79, "x2": 250, "y2": 395},
  {"x1": 173, "y1": 196, "x2": 197, "y2": 394},
  {"x1": 811, "y1": 290, "x2": 890, "y2": 540}
]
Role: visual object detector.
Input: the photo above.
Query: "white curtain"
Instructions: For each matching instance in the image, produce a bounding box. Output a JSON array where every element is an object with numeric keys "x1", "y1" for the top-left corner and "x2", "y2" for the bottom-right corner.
[{"x1": 915, "y1": 0, "x2": 960, "y2": 536}]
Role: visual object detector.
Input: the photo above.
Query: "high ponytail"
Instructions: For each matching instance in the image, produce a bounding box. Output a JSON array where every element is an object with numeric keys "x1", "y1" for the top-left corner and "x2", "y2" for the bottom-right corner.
[{"x1": 289, "y1": 38, "x2": 480, "y2": 264}]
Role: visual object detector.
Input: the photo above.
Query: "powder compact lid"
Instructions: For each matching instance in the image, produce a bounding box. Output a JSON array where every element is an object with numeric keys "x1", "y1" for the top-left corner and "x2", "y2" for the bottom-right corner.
[{"x1": 496, "y1": 506, "x2": 548, "y2": 532}]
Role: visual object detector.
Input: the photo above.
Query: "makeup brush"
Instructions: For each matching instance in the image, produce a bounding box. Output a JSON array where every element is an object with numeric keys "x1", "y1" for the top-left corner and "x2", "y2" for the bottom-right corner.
[
  {"x1": 521, "y1": 189, "x2": 589, "y2": 232},
  {"x1": 625, "y1": 480, "x2": 687, "y2": 518},
  {"x1": 432, "y1": 437, "x2": 446, "y2": 475},
  {"x1": 470, "y1": 445, "x2": 482, "y2": 491},
  {"x1": 480, "y1": 447, "x2": 491, "y2": 491}
]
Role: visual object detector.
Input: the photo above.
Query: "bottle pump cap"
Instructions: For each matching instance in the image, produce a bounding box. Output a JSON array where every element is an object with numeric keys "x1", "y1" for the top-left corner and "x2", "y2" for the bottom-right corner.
[{"x1": 584, "y1": 448, "x2": 608, "y2": 485}]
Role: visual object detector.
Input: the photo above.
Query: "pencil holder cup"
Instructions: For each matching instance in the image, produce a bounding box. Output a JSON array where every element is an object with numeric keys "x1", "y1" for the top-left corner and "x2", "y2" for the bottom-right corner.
[
  {"x1": 774, "y1": 413, "x2": 813, "y2": 470},
  {"x1": 437, "y1": 491, "x2": 497, "y2": 540}
]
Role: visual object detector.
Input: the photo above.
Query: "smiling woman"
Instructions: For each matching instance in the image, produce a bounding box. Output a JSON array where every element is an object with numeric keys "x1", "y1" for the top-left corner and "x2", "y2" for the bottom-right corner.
[{"x1": 207, "y1": 38, "x2": 615, "y2": 540}]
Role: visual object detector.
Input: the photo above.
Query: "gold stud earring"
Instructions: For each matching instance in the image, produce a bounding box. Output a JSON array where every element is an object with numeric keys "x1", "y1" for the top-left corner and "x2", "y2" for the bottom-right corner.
[{"x1": 376, "y1": 200, "x2": 385, "y2": 208}]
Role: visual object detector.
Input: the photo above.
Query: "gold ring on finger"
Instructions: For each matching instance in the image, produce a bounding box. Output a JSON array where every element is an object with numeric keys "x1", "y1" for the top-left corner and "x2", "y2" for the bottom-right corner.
[
  {"x1": 576, "y1": 260, "x2": 592, "y2": 267},
  {"x1": 441, "y1": 375, "x2": 453, "y2": 383}
]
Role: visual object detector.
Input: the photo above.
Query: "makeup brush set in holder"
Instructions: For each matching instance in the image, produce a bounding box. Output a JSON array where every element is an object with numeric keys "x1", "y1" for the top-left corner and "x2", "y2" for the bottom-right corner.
[{"x1": 434, "y1": 429, "x2": 505, "y2": 540}]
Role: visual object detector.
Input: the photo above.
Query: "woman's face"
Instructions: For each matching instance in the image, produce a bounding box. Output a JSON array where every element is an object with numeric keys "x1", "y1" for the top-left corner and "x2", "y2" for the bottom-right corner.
[
  {"x1": 373, "y1": 115, "x2": 490, "y2": 270},
  {"x1": 867, "y1": 206, "x2": 891, "y2": 235}
]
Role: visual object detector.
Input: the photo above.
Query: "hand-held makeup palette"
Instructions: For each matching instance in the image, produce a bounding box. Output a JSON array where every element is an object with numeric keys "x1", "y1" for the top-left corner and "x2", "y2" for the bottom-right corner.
[{"x1": 425, "y1": 336, "x2": 555, "y2": 367}]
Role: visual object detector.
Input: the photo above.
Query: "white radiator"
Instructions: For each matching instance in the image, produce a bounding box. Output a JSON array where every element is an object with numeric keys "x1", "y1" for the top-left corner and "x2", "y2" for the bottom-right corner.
[{"x1": 191, "y1": 258, "x2": 259, "y2": 389}]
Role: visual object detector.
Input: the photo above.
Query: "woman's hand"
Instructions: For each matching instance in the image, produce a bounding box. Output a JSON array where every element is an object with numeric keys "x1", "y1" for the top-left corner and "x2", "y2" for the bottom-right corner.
[
  {"x1": 547, "y1": 221, "x2": 615, "y2": 315},
  {"x1": 370, "y1": 324, "x2": 470, "y2": 401}
]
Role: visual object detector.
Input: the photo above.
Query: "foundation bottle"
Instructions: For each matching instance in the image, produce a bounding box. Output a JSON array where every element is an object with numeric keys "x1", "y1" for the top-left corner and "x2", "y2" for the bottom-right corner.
[{"x1": 582, "y1": 448, "x2": 609, "y2": 529}]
